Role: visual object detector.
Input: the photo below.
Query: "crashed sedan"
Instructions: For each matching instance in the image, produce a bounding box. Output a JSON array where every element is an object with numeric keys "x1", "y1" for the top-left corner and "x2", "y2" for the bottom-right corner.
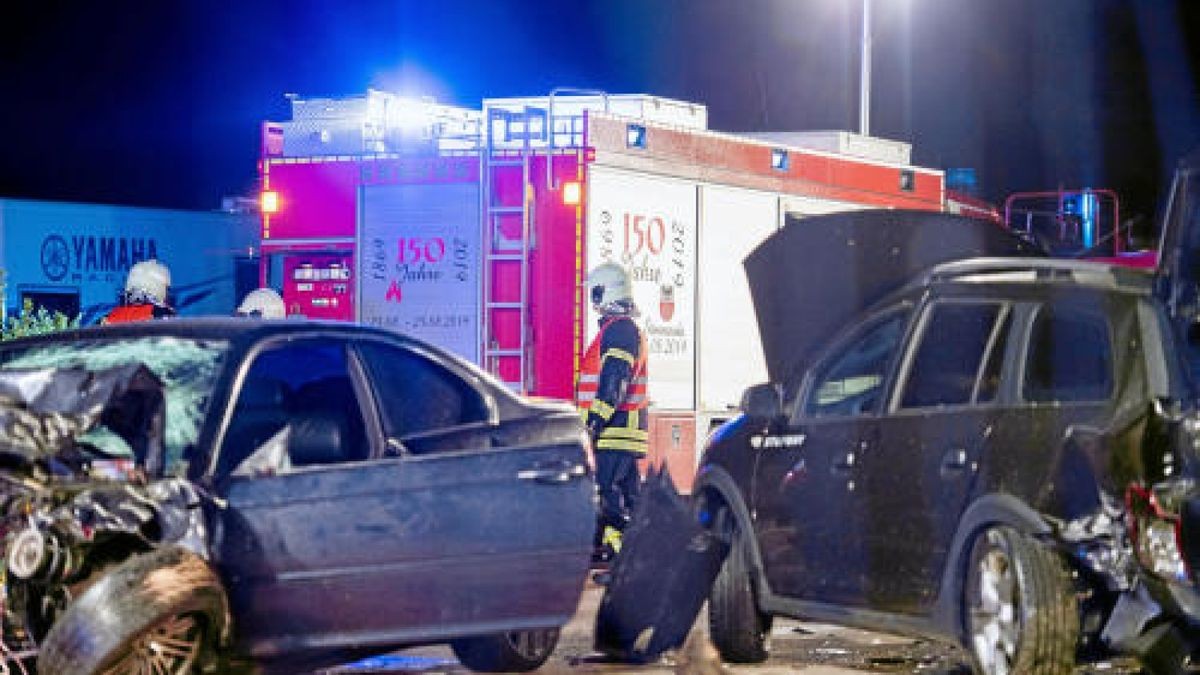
[
  {"x1": 694, "y1": 207, "x2": 1200, "y2": 674},
  {"x1": 0, "y1": 319, "x2": 594, "y2": 674}
]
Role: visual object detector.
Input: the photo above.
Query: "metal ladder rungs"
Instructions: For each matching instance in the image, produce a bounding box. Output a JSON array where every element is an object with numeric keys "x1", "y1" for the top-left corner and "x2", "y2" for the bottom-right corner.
[
  {"x1": 488, "y1": 253, "x2": 524, "y2": 262},
  {"x1": 488, "y1": 205, "x2": 524, "y2": 215},
  {"x1": 487, "y1": 301, "x2": 523, "y2": 310},
  {"x1": 486, "y1": 348, "x2": 523, "y2": 357}
]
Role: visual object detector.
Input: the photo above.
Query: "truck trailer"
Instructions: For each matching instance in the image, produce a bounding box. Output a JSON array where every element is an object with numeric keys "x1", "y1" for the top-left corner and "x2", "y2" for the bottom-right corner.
[
  {"x1": 257, "y1": 89, "x2": 950, "y2": 490},
  {"x1": 0, "y1": 199, "x2": 259, "y2": 324}
]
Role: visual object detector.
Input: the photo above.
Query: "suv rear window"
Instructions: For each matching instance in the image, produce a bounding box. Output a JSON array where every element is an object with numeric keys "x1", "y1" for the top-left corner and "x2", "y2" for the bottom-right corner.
[{"x1": 1023, "y1": 307, "x2": 1113, "y2": 402}]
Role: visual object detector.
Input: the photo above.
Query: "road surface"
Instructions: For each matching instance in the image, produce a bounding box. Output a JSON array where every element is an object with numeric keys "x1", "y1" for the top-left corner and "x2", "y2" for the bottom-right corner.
[{"x1": 323, "y1": 579, "x2": 1141, "y2": 674}]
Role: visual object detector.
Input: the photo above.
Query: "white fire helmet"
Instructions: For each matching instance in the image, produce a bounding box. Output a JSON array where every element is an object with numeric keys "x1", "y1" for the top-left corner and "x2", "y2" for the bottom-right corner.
[
  {"x1": 586, "y1": 262, "x2": 636, "y2": 315},
  {"x1": 124, "y1": 259, "x2": 171, "y2": 307},
  {"x1": 237, "y1": 288, "x2": 286, "y2": 319}
]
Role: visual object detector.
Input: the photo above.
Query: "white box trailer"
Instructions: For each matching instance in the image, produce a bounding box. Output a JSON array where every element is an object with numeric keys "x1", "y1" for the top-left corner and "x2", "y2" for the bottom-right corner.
[{"x1": 0, "y1": 199, "x2": 259, "y2": 324}]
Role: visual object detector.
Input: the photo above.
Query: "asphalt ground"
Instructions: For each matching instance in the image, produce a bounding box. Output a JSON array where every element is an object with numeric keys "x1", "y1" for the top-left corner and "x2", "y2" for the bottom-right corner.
[{"x1": 323, "y1": 580, "x2": 1145, "y2": 674}]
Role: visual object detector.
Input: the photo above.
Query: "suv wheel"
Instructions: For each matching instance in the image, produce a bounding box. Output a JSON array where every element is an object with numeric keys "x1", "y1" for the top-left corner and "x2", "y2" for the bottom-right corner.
[
  {"x1": 708, "y1": 514, "x2": 772, "y2": 663},
  {"x1": 963, "y1": 526, "x2": 1078, "y2": 675},
  {"x1": 451, "y1": 628, "x2": 559, "y2": 672}
]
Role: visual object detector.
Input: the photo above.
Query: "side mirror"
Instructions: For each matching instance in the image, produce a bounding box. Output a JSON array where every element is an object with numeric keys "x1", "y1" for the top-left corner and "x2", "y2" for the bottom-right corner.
[{"x1": 740, "y1": 383, "x2": 783, "y2": 422}]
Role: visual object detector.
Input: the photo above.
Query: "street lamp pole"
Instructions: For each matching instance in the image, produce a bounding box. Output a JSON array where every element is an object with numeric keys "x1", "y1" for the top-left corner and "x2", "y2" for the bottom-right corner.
[{"x1": 859, "y1": 0, "x2": 871, "y2": 136}]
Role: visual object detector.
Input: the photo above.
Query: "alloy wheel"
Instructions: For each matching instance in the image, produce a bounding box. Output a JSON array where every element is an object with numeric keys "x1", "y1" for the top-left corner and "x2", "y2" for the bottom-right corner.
[
  {"x1": 101, "y1": 612, "x2": 203, "y2": 675},
  {"x1": 504, "y1": 629, "x2": 557, "y2": 661},
  {"x1": 968, "y1": 530, "x2": 1019, "y2": 675}
]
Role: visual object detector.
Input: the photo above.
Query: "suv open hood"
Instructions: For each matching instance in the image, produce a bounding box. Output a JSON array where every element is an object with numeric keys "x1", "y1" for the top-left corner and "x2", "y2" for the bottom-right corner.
[
  {"x1": 0, "y1": 364, "x2": 165, "y2": 475},
  {"x1": 744, "y1": 209, "x2": 1042, "y2": 384}
]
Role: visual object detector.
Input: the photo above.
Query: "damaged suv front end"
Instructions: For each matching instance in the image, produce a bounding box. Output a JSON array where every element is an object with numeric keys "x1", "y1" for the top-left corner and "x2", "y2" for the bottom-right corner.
[{"x1": 1046, "y1": 399, "x2": 1200, "y2": 668}]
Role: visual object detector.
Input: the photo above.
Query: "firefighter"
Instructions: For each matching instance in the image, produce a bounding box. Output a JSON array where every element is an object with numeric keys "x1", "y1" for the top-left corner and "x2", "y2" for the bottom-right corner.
[
  {"x1": 577, "y1": 262, "x2": 648, "y2": 564},
  {"x1": 236, "y1": 287, "x2": 287, "y2": 318},
  {"x1": 102, "y1": 259, "x2": 174, "y2": 324}
]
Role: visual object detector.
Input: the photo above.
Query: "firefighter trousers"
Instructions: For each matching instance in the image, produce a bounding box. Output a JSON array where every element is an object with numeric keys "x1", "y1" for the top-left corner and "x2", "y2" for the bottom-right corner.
[{"x1": 595, "y1": 449, "x2": 642, "y2": 536}]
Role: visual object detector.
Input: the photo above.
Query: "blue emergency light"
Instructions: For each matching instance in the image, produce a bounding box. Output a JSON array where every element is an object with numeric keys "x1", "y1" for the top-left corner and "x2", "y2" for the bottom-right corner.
[{"x1": 626, "y1": 124, "x2": 647, "y2": 149}]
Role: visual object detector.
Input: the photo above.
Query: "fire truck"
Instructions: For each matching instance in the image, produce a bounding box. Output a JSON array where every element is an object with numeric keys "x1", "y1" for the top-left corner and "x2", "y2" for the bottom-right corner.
[
  {"x1": 257, "y1": 89, "x2": 951, "y2": 489},
  {"x1": 1003, "y1": 187, "x2": 1157, "y2": 268}
]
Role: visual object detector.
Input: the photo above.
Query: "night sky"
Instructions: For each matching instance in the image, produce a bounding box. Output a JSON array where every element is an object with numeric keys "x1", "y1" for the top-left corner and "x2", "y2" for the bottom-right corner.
[{"x1": 2, "y1": 0, "x2": 1199, "y2": 232}]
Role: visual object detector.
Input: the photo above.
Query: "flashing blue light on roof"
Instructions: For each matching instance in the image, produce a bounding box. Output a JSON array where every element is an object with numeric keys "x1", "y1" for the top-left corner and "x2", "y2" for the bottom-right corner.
[
  {"x1": 1081, "y1": 189, "x2": 1097, "y2": 248},
  {"x1": 626, "y1": 123, "x2": 647, "y2": 149},
  {"x1": 771, "y1": 148, "x2": 790, "y2": 171}
]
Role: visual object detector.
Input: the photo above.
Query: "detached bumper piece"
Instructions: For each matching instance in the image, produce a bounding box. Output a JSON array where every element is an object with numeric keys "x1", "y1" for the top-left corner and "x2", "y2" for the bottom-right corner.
[
  {"x1": 594, "y1": 469, "x2": 729, "y2": 663},
  {"x1": 1102, "y1": 583, "x2": 1198, "y2": 675}
]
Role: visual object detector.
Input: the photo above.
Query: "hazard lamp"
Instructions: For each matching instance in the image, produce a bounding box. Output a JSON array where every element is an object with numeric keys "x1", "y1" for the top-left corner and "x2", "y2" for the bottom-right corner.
[
  {"x1": 260, "y1": 190, "x2": 280, "y2": 214},
  {"x1": 562, "y1": 181, "x2": 582, "y2": 206}
]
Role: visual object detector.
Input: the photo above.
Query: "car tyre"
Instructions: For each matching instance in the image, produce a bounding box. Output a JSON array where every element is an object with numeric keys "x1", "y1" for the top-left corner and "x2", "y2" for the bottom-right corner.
[
  {"x1": 450, "y1": 628, "x2": 560, "y2": 672},
  {"x1": 37, "y1": 546, "x2": 229, "y2": 675},
  {"x1": 708, "y1": 515, "x2": 772, "y2": 663},
  {"x1": 963, "y1": 525, "x2": 1078, "y2": 675}
]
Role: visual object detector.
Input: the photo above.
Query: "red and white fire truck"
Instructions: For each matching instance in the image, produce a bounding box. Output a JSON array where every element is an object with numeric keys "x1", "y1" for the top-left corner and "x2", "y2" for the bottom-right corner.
[{"x1": 257, "y1": 89, "x2": 953, "y2": 489}]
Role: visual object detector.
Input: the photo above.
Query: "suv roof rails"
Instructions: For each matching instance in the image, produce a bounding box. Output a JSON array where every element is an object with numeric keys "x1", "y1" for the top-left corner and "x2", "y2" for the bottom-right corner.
[{"x1": 922, "y1": 257, "x2": 1151, "y2": 291}]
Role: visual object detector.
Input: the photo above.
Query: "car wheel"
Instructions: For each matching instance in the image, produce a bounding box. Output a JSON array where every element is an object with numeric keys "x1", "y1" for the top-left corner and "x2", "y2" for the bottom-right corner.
[
  {"x1": 450, "y1": 628, "x2": 560, "y2": 672},
  {"x1": 708, "y1": 515, "x2": 772, "y2": 663},
  {"x1": 963, "y1": 526, "x2": 1078, "y2": 675},
  {"x1": 37, "y1": 546, "x2": 228, "y2": 675}
]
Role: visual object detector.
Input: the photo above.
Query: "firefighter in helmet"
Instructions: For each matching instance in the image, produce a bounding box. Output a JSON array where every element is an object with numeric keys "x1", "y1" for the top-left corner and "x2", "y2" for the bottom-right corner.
[
  {"x1": 102, "y1": 259, "x2": 174, "y2": 324},
  {"x1": 577, "y1": 262, "x2": 649, "y2": 563},
  {"x1": 236, "y1": 287, "x2": 287, "y2": 319}
]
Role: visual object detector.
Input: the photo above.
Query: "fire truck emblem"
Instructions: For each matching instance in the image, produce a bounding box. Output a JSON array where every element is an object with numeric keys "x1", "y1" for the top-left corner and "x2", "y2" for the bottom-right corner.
[{"x1": 659, "y1": 284, "x2": 675, "y2": 322}]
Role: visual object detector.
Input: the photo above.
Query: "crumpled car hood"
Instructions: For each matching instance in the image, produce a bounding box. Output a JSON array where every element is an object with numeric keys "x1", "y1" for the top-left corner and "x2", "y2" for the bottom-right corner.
[
  {"x1": 743, "y1": 209, "x2": 1042, "y2": 383},
  {"x1": 0, "y1": 363, "x2": 165, "y2": 475}
]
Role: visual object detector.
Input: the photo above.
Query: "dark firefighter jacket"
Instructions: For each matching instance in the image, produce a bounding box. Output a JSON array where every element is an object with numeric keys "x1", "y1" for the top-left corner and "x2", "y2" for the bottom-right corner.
[{"x1": 576, "y1": 315, "x2": 649, "y2": 454}]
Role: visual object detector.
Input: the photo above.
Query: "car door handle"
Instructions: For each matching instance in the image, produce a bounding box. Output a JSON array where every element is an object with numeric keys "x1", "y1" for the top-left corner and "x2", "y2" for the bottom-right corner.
[
  {"x1": 832, "y1": 452, "x2": 856, "y2": 474},
  {"x1": 517, "y1": 462, "x2": 588, "y2": 484},
  {"x1": 941, "y1": 448, "x2": 969, "y2": 474}
]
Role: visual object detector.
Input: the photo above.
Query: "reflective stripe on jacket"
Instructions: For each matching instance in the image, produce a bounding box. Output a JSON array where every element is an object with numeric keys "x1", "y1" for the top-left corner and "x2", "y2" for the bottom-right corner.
[{"x1": 576, "y1": 315, "x2": 649, "y2": 454}]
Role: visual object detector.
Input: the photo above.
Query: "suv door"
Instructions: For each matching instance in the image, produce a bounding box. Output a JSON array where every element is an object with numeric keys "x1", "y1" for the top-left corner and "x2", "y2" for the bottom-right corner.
[
  {"x1": 867, "y1": 300, "x2": 1013, "y2": 613},
  {"x1": 751, "y1": 308, "x2": 910, "y2": 605}
]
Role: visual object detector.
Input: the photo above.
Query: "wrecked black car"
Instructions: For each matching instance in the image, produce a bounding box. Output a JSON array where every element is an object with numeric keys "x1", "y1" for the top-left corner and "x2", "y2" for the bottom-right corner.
[
  {"x1": 694, "y1": 207, "x2": 1200, "y2": 674},
  {"x1": 0, "y1": 319, "x2": 594, "y2": 674}
]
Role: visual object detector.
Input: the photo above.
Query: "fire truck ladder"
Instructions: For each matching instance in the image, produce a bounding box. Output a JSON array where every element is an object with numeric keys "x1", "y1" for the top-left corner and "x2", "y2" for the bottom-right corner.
[{"x1": 481, "y1": 107, "x2": 541, "y2": 392}]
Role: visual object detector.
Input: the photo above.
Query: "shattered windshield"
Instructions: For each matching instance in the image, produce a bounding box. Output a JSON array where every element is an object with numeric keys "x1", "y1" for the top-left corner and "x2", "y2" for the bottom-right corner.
[{"x1": 0, "y1": 337, "x2": 228, "y2": 474}]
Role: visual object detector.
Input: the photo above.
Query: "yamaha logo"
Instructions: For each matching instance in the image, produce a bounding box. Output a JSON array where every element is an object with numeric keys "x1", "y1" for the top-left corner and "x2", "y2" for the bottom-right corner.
[{"x1": 40, "y1": 235, "x2": 69, "y2": 281}]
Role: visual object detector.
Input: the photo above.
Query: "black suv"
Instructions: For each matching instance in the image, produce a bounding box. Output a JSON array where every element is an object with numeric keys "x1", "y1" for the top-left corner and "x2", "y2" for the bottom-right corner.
[{"x1": 695, "y1": 207, "x2": 1200, "y2": 674}]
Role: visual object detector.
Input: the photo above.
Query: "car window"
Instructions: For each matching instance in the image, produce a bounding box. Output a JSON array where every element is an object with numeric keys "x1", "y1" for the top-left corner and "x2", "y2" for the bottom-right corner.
[
  {"x1": 900, "y1": 302, "x2": 1006, "y2": 409},
  {"x1": 357, "y1": 341, "x2": 489, "y2": 440},
  {"x1": 805, "y1": 311, "x2": 908, "y2": 418},
  {"x1": 1023, "y1": 307, "x2": 1114, "y2": 402},
  {"x1": 221, "y1": 339, "x2": 369, "y2": 475},
  {"x1": 976, "y1": 310, "x2": 1013, "y2": 403}
]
